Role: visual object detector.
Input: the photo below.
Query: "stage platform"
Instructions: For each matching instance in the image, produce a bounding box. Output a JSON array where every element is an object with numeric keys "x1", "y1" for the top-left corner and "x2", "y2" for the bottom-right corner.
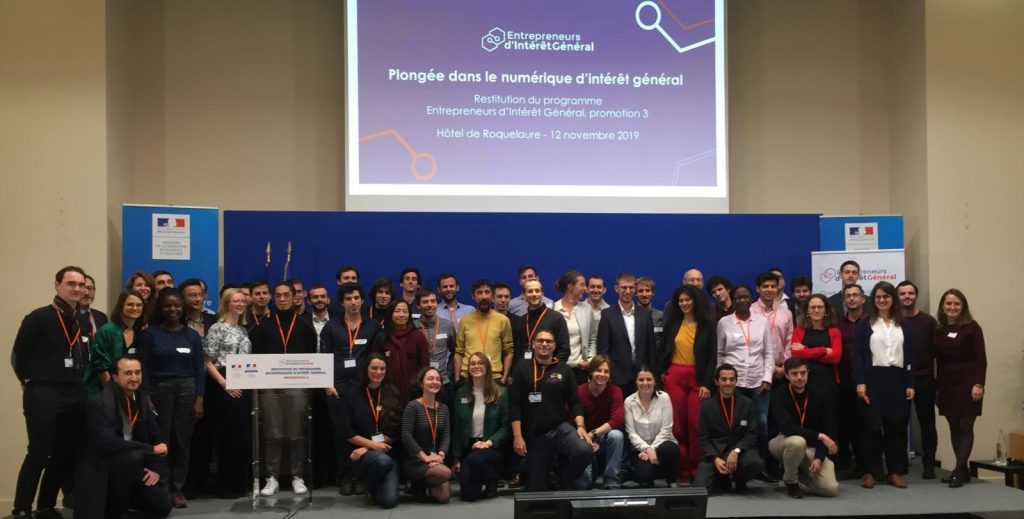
[{"x1": 56, "y1": 469, "x2": 1024, "y2": 519}]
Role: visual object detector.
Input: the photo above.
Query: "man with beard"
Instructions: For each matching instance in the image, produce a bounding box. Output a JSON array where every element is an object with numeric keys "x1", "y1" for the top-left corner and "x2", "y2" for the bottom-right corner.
[
  {"x1": 636, "y1": 277, "x2": 664, "y2": 345},
  {"x1": 454, "y1": 280, "x2": 514, "y2": 385},
  {"x1": 897, "y1": 280, "x2": 938, "y2": 479},
  {"x1": 706, "y1": 275, "x2": 734, "y2": 320},
  {"x1": 436, "y1": 273, "x2": 473, "y2": 328},
  {"x1": 247, "y1": 280, "x2": 272, "y2": 332},
  {"x1": 415, "y1": 288, "x2": 457, "y2": 405}
]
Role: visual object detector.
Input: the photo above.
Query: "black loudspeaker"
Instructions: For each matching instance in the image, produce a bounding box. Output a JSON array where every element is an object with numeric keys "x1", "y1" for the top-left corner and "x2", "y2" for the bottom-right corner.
[{"x1": 514, "y1": 487, "x2": 708, "y2": 519}]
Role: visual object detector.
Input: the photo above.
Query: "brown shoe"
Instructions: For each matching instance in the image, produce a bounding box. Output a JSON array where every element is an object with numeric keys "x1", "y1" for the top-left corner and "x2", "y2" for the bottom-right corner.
[
  {"x1": 171, "y1": 490, "x2": 188, "y2": 508},
  {"x1": 860, "y1": 474, "x2": 876, "y2": 488},
  {"x1": 888, "y1": 474, "x2": 908, "y2": 488}
]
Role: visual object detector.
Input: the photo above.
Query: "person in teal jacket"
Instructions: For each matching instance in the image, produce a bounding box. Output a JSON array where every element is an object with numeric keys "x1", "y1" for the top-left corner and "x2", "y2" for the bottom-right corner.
[
  {"x1": 452, "y1": 352, "x2": 509, "y2": 501},
  {"x1": 84, "y1": 291, "x2": 145, "y2": 394}
]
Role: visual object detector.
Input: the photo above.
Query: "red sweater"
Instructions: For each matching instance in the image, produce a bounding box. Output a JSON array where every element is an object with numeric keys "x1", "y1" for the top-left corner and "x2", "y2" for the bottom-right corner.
[
  {"x1": 791, "y1": 326, "x2": 843, "y2": 382},
  {"x1": 577, "y1": 383, "x2": 624, "y2": 431}
]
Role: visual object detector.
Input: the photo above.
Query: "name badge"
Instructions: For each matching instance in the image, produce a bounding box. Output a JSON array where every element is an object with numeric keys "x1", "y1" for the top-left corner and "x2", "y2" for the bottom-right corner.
[
  {"x1": 528, "y1": 392, "x2": 543, "y2": 403},
  {"x1": 355, "y1": 338, "x2": 368, "y2": 345},
  {"x1": 127, "y1": 347, "x2": 137, "y2": 355},
  {"x1": 384, "y1": 351, "x2": 390, "y2": 357},
  {"x1": 412, "y1": 313, "x2": 421, "y2": 319},
  {"x1": 947, "y1": 332, "x2": 958, "y2": 338},
  {"x1": 371, "y1": 434, "x2": 385, "y2": 443},
  {"x1": 461, "y1": 397, "x2": 470, "y2": 404},
  {"x1": 734, "y1": 333, "x2": 744, "y2": 340},
  {"x1": 740, "y1": 419, "x2": 748, "y2": 426},
  {"x1": 653, "y1": 327, "x2": 663, "y2": 334},
  {"x1": 524, "y1": 351, "x2": 533, "y2": 360},
  {"x1": 176, "y1": 347, "x2": 191, "y2": 354},
  {"x1": 344, "y1": 359, "x2": 357, "y2": 368},
  {"x1": 907, "y1": 365, "x2": 912, "y2": 371},
  {"x1": 430, "y1": 361, "x2": 440, "y2": 369},
  {"x1": 64, "y1": 358, "x2": 74, "y2": 368},
  {"x1": 82, "y1": 337, "x2": 89, "y2": 343},
  {"x1": 436, "y1": 333, "x2": 448, "y2": 339}
]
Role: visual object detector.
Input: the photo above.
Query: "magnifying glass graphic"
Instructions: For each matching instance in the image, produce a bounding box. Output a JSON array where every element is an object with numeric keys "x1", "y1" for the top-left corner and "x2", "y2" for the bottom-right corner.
[{"x1": 635, "y1": 1, "x2": 716, "y2": 54}]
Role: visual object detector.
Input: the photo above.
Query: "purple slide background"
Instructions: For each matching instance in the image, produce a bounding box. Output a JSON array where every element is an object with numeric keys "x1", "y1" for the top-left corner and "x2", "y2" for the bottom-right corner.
[{"x1": 356, "y1": 0, "x2": 718, "y2": 187}]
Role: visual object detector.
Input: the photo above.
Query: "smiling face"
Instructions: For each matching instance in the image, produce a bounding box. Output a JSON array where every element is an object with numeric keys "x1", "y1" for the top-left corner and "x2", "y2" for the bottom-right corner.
[
  {"x1": 732, "y1": 287, "x2": 752, "y2": 313},
  {"x1": 122, "y1": 294, "x2": 144, "y2": 321},
  {"x1": 130, "y1": 276, "x2": 152, "y2": 301},
  {"x1": 56, "y1": 271, "x2": 86, "y2": 304},
  {"x1": 251, "y1": 284, "x2": 270, "y2": 311},
  {"x1": 684, "y1": 269, "x2": 703, "y2": 289},
  {"x1": 873, "y1": 287, "x2": 893, "y2": 315},
  {"x1": 636, "y1": 282, "x2": 654, "y2": 307},
  {"x1": 615, "y1": 277, "x2": 635, "y2": 305},
  {"x1": 587, "y1": 277, "x2": 606, "y2": 303},
  {"x1": 806, "y1": 296, "x2": 827, "y2": 326},
  {"x1": 419, "y1": 292, "x2": 438, "y2": 318},
  {"x1": 524, "y1": 280, "x2": 544, "y2": 308},
  {"x1": 942, "y1": 293, "x2": 963, "y2": 323},
  {"x1": 677, "y1": 292, "x2": 694, "y2": 316},
  {"x1": 113, "y1": 358, "x2": 143, "y2": 393},
  {"x1": 228, "y1": 291, "x2": 248, "y2": 317},
  {"x1": 468, "y1": 353, "x2": 489, "y2": 379},
  {"x1": 493, "y1": 286, "x2": 511, "y2": 313},
  {"x1": 367, "y1": 358, "x2": 387, "y2": 386},
  {"x1": 308, "y1": 287, "x2": 329, "y2": 313},
  {"x1": 183, "y1": 284, "x2": 206, "y2": 312},
  {"x1": 531, "y1": 331, "x2": 556, "y2": 360},
  {"x1": 793, "y1": 285, "x2": 811, "y2": 303},
  {"x1": 897, "y1": 284, "x2": 918, "y2": 310},
  {"x1": 438, "y1": 276, "x2": 458, "y2": 303},
  {"x1": 589, "y1": 360, "x2": 610, "y2": 387},
  {"x1": 715, "y1": 368, "x2": 737, "y2": 398},
  {"x1": 391, "y1": 301, "x2": 411, "y2": 327},
  {"x1": 420, "y1": 368, "x2": 442, "y2": 396},
  {"x1": 473, "y1": 285, "x2": 493, "y2": 313},
  {"x1": 160, "y1": 294, "x2": 184, "y2": 325},
  {"x1": 154, "y1": 273, "x2": 174, "y2": 290},
  {"x1": 401, "y1": 271, "x2": 419, "y2": 293},
  {"x1": 375, "y1": 287, "x2": 392, "y2": 307},
  {"x1": 636, "y1": 369, "x2": 656, "y2": 396},
  {"x1": 757, "y1": 279, "x2": 778, "y2": 301}
]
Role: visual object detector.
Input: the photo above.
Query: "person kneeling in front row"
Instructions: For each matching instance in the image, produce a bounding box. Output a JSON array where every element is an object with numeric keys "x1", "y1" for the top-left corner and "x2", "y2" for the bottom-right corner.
[
  {"x1": 624, "y1": 366, "x2": 680, "y2": 488},
  {"x1": 696, "y1": 364, "x2": 764, "y2": 494},
  {"x1": 510, "y1": 330, "x2": 594, "y2": 492},
  {"x1": 452, "y1": 352, "x2": 509, "y2": 501},
  {"x1": 768, "y1": 357, "x2": 839, "y2": 498},
  {"x1": 79, "y1": 356, "x2": 172, "y2": 519}
]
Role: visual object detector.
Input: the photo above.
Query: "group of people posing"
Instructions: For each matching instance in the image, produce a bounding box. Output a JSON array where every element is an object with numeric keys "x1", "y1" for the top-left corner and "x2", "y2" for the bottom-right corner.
[{"x1": 11, "y1": 261, "x2": 986, "y2": 517}]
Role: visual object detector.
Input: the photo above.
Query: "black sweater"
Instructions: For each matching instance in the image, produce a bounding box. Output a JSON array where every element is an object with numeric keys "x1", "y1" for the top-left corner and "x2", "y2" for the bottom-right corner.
[
  {"x1": 249, "y1": 310, "x2": 317, "y2": 354},
  {"x1": 770, "y1": 384, "x2": 836, "y2": 461},
  {"x1": 13, "y1": 297, "x2": 88, "y2": 384},
  {"x1": 508, "y1": 359, "x2": 581, "y2": 440}
]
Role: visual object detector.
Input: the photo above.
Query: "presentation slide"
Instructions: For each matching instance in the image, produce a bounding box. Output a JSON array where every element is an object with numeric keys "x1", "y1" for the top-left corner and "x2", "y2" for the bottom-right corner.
[{"x1": 345, "y1": 0, "x2": 727, "y2": 213}]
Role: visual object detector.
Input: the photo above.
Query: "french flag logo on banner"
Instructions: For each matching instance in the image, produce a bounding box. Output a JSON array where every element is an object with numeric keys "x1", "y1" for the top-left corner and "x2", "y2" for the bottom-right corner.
[
  {"x1": 157, "y1": 218, "x2": 186, "y2": 228},
  {"x1": 849, "y1": 227, "x2": 860, "y2": 236}
]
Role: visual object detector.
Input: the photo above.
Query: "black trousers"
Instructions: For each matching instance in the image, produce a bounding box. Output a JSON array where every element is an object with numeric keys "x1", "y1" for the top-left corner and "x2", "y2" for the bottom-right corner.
[
  {"x1": 107, "y1": 450, "x2": 172, "y2": 519},
  {"x1": 835, "y1": 380, "x2": 864, "y2": 471},
  {"x1": 632, "y1": 442, "x2": 680, "y2": 486},
  {"x1": 206, "y1": 375, "x2": 252, "y2": 493},
  {"x1": 862, "y1": 414, "x2": 909, "y2": 477},
  {"x1": 15, "y1": 382, "x2": 85, "y2": 512},
  {"x1": 913, "y1": 375, "x2": 938, "y2": 467}
]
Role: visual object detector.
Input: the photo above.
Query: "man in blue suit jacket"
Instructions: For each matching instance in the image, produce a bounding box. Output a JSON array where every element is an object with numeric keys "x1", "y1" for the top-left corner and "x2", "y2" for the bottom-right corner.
[{"x1": 597, "y1": 273, "x2": 656, "y2": 396}]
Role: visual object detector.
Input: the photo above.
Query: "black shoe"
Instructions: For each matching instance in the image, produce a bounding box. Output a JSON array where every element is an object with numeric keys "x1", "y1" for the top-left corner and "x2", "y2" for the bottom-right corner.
[
  {"x1": 941, "y1": 474, "x2": 954, "y2": 483},
  {"x1": 949, "y1": 473, "x2": 966, "y2": 488},
  {"x1": 786, "y1": 483, "x2": 804, "y2": 499},
  {"x1": 734, "y1": 480, "x2": 749, "y2": 493},
  {"x1": 338, "y1": 479, "x2": 353, "y2": 496},
  {"x1": 33, "y1": 509, "x2": 62, "y2": 519},
  {"x1": 923, "y1": 466, "x2": 936, "y2": 479},
  {"x1": 755, "y1": 471, "x2": 778, "y2": 483},
  {"x1": 484, "y1": 477, "x2": 499, "y2": 498},
  {"x1": 11, "y1": 511, "x2": 31, "y2": 518},
  {"x1": 353, "y1": 479, "x2": 366, "y2": 495}
]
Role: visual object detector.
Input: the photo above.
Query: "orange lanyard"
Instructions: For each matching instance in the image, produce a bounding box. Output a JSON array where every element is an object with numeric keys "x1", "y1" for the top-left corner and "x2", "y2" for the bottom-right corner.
[
  {"x1": 125, "y1": 394, "x2": 139, "y2": 429},
  {"x1": 419, "y1": 398, "x2": 438, "y2": 449},
  {"x1": 366, "y1": 387, "x2": 382, "y2": 432},
  {"x1": 53, "y1": 305, "x2": 80, "y2": 352},
  {"x1": 532, "y1": 357, "x2": 558, "y2": 392},
  {"x1": 424, "y1": 320, "x2": 440, "y2": 355},
  {"x1": 346, "y1": 320, "x2": 361, "y2": 357},
  {"x1": 789, "y1": 386, "x2": 808, "y2": 426},
  {"x1": 525, "y1": 308, "x2": 549, "y2": 344},
  {"x1": 276, "y1": 313, "x2": 297, "y2": 352},
  {"x1": 736, "y1": 318, "x2": 752, "y2": 351},
  {"x1": 251, "y1": 311, "x2": 263, "y2": 326},
  {"x1": 476, "y1": 312, "x2": 491, "y2": 350},
  {"x1": 719, "y1": 395, "x2": 735, "y2": 428}
]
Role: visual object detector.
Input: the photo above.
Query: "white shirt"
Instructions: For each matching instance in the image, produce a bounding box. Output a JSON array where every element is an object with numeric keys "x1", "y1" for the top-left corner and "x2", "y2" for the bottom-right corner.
[
  {"x1": 717, "y1": 313, "x2": 774, "y2": 388},
  {"x1": 312, "y1": 312, "x2": 330, "y2": 349},
  {"x1": 869, "y1": 319, "x2": 904, "y2": 367},
  {"x1": 554, "y1": 300, "x2": 584, "y2": 366},
  {"x1": 619, "y1": 302, "x2": 637, "y2": 358},
  {"x1": 471, "y1": 387, "x2": 486, "y2": 438},
  {"x1": 624, "y1": 391, "x2": 677, "y2": 450}
]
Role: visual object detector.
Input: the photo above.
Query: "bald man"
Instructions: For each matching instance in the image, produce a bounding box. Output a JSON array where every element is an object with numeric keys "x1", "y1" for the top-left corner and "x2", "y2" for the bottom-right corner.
[{"x1": 683, "y1": 269, "x2": 704, "y2": 289}]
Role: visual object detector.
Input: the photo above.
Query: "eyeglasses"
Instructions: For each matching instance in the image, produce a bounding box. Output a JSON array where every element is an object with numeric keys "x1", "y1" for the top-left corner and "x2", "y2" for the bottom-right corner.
[{"x1": 533, "y1": 339, "x2": 555, "y2": 344}]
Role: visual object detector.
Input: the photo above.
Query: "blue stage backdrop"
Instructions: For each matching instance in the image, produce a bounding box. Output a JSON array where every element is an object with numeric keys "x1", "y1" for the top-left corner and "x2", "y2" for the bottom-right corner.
[
  {"x1": 228, "y1": 211, "x2": 819, "y2": 309},
  {"x1": 224, "y1": 212, "x2": 820, "y2": 309}
]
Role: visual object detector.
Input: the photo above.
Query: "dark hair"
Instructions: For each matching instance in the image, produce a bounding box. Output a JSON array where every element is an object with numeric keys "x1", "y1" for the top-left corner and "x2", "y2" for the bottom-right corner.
[
  {"x1": 111, "y1": 291, "x2": 146, "y2": 332},
  {"x1": 588, "y1": 354, "x2": 611, "y2": 375},
  {"x1": 493, "y1": 282, "x2": 512, "y2": 294},
  {"x1": 615, "y1": 272, "x2": 635, "y2": 284},
  {"x1": 337, "y1": 282, "x2": 364, "y2": 301},
  {"x1": 784, "y1": 357, "x2": 809, "y2": 372},
  {"x1": 111, "y1": 355, "x2": 142, "y2": 376},
  {"x1": 715, "y1": 363, "x2": 738, "y2": 380},
  {"x1": 797, "y1": 294, "x2": 837, "y2": 328},
  {"x1": 179, "y1": 278, "x2": 204, "y2": 293},
  {"x1": 706, "y1": 275, "x2": 732, "y2": 295},
  {"x1": 896, "y1": 280, "x2": 919, "y2": 295},
  {"x1": 587, "y1": 274, "x2": 605, "y2": 285},
  {"x1": 517, "y1": 264, "x2": 538, "y2": 277},
  {"x1": 634, "y1": 365, "x2": 660, "y2": 391},
  {"x1": 555, "y1": 270, "x2": 584, "y2": 294},
  {"x1": 436, "y1": 272, "x2": 458, "y2": 287},
  {"x1": 56, "y1": 266, "x2": 86, "y2": 284},
  {"x1": 791, "y1": 276, "x2": 813, "y2": 291},
  {"x1": 731, "y1": 284, "x2": 753, "y2": 299},
  {"x1": 336, "y1": 265, "x2": 359, "y2": 282},
  {"x1": 84, "y1": 274, "x2": 97, "y2": 286},
  {"x1": 273, "y1": 282, "x2": 295, "y2": 296},
  {"x1": 936, "y1": 288, "x2": 974, "y2": 326},
  {"x1": 125, "y1": 271, "x2": 156, "y2": 298},
  {"x1": 755, "y1": 271, "x2": 780, "y2": 287},
  {"x1": 152, "y1": 270, "x2": 172, "y2": 280},
  {"x1": 284, "y1": 278, "x2": 304, "y2": 291},
  {"x1": 868, "y1": 281, "x2": 902, "y2": 324},
  {"x1": 470, "y1": 279, "x2": 493, "y2": 293},
  {"x1": 768, "y1": 267, "x2": 784, "y2": 277},
  {"x1": 359, "y1": 353, "x2": 401, "y2": 433},
  {"x1": 383, "y1": 300, "x2": 412, "y2": 336},
  {"x1": 153, "y1": 287, "x2": 185, "y2": 326},
  {"x1": 400, "y1": 268, "x2": 421, "y2": 284},
  {"x1": 370, "y1": 277, "x2": 395, "y2": 297},
  {"x1": 664, "y1": 284, "x2": 712, "y2": 326},
  {"x1": 415, "y1": 366, "x2": 442, "y2": 389},
  {"x1": 416, "y1": 287, "x2": 438, "y2": 305},
  {"x1": 307, "y1": 284, "x2": 329, "y2": 295},
  {"x1": 250, "y1": 280, "x2": 270, "y2": 291},
  {"x1": 843, "y1": 283, "x2": 864, "y2": 296},
  {"x1": 840, "y1": 260, "x2": 861, "y2": 272}
]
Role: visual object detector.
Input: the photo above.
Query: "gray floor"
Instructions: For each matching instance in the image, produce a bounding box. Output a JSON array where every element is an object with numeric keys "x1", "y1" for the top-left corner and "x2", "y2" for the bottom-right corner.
[{"x1": 158, "y1": 470, "x2": 1024, "y2": 519}]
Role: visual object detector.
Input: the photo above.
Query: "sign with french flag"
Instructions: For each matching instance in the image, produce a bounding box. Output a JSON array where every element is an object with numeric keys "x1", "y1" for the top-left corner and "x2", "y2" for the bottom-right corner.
[
  {"x1": 152, "y1": 213, "x2": 191, "y2": 259},
  {"x1": 844, "y1": 222, "x2": 879, "y2": 250}
]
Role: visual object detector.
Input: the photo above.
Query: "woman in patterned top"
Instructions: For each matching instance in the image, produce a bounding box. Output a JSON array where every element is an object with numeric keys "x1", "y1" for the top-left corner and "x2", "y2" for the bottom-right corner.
[
  {"x1": 401, "y1": 367, "x2": 452, "y2": 503},
  {"x1": 202, "y1": 288, "x2": 252, "y2": 498}
]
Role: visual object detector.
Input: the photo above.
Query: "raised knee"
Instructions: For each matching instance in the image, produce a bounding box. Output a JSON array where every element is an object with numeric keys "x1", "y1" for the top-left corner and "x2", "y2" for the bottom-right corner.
[
  {"x1": 787, "y1": 436, "x2": 808, "y2": 451},
  {"x1": 820, "y1": 481, "x2": 839, "y2": 497}
]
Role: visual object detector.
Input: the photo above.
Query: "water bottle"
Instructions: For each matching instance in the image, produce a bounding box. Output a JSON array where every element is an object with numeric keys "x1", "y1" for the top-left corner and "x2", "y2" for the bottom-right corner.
[{"x1": 996, "y1": 429, "x2": 1008, "y2": 465}]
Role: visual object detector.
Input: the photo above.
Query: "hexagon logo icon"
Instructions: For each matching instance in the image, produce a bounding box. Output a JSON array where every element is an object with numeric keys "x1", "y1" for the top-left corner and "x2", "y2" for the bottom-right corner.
[{"x1": 482, "y1": 27, "x2": 506, "y2": 52}]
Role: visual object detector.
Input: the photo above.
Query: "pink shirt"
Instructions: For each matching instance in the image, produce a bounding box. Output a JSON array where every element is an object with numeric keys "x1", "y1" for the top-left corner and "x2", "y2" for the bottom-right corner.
[{"x1": 751, "y1": 299, "x2": 794, "y2": 367}]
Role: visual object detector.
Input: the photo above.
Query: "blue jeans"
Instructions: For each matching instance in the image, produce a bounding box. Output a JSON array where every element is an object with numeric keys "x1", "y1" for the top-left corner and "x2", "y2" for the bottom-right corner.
[
  {"x1": 738, "y1": 387, "x2": 771, "y2": 466},
  {"x1": 579, "y1": 429, "x2": 625, "y2": 488},
  {"x1": 354, "y1": 450, "x2": 398, "y2": 509}
]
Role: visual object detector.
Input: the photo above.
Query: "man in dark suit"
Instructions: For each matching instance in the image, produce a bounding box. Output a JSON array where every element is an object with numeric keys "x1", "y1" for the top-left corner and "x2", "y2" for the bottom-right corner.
[
  {"x1": 80, "y1": 355, "x2": 172, "y2": 519},
  {"x1": 597, "y1": 272, "x2": 656, "y2": 396},
  {"x1": 696, "y1": 364, "x2": 764, "y2": 494}
]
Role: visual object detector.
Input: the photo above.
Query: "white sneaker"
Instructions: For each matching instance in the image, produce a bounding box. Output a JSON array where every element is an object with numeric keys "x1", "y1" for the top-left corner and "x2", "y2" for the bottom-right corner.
[
  {"x1": 292, "y1": 476, "x2": 308, "y2": 495},
  {"x1": 260, "y1": 476, "x2": 279, "y2": 496}
]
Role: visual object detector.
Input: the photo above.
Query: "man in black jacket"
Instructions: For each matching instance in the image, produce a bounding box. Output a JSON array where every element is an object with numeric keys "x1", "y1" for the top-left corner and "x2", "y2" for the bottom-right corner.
[
  {"x1": 769, "y1": 358, "x2": 839, "y2": 498},
  {"x1": 696, "y1": 364, "x2": 764, "y2": 494},
  {"x1": 597, "y1": 273, "x2": 656, "y2": 395},
  {"x1": 81, "y1": 356, "x2": 171, "y2": 519},
  {"x1": 517, "y1": 280, "x2": 569, "y2": 364}
]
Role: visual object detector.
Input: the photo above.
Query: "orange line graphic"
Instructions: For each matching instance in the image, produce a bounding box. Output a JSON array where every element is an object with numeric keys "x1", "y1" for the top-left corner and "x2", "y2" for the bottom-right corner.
[
  {"x1": 360, "y1": 129, "x2": 437, "y2": 181},
  {"x1": 657, "y1": 0, "x2": 714, "y2": 30}
]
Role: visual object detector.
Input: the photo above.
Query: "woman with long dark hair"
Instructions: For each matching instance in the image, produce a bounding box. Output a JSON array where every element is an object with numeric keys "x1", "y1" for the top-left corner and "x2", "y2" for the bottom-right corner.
[
  {"x1": 85, "y1": 290, "x2": 145, "y2": 394},
  {"x1": 138, "y1": 288, "x2": 206, "y2": 508},
  {"x1": 852, "y1": 282, "x2": 914, "y2": 489},
  {"x1": 624, "y1": 365, "x2": 679, "y2": 488},
  {"x1": 659, "y1": 284, "x2": 716, "y2": 483},
  {"x1": 340, "y1": 353, "x2": 402, "y2": 508},
  {"x1": 374, "y1": 300, "x2": 429, "y2": 403},
  {"x1": 126, "y1": 271, "x2": 157, "y2": 319},
  {"x1": 932, "y1": 289, "x2": 986, "y2": 488}
]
